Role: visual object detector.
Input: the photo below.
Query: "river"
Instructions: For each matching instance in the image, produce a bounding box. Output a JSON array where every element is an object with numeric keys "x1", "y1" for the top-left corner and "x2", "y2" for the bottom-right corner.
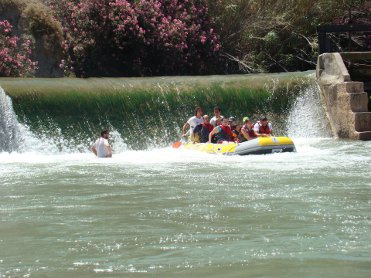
[{"x1": 0, "y1": 76, "x2": 370, "y2": 277}]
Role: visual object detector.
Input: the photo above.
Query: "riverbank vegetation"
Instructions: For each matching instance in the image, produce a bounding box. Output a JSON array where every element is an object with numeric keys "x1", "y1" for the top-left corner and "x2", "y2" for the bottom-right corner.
[
  {"x1": 210, "y1": 0, "x2": 370, "y2": 73},
  {"x1": 47, "y1": 0, "x2": 222, "y2": 77},
  {"x1": 0, "y1": 0, "x2": 64, "y2": 77},
  {"x1": 0, "y1": 19, "x2": 37, "y2": 76},
  {"x1": 0, "y1": 0, "x2": 370, "y2": 77}
]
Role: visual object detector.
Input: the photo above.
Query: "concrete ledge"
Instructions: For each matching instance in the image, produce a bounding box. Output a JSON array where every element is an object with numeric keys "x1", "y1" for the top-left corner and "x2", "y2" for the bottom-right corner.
[
  {"x1": 317, "y1": 53, "x2": 351, "y2": 84},
  {"x1": 355, "y1": 131, "x2": 371, "y2": 140},
  {"x1": 340, "y1": 52, "x2": 371, "y2": 61},
  {"x1": 343, "y1": 82, "x2": 364, "y2": 93}
]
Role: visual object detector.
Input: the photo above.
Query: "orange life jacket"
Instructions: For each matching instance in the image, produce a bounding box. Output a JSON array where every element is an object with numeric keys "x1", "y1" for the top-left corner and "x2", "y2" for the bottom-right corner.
[
  {"x1": 259, "y1": 124, "x2": 271, "y2": 135},
  {"x1": 217, "y1": 125, "x2": 233, "y2": 142}
]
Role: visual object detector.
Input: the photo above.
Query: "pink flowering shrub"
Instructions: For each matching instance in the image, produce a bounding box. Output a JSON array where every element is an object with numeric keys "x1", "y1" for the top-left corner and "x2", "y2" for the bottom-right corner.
[
  {"x1": 48, "y1": 0, "x2": 222, "y2": 77},
  {"x1": 0, "y1": 20, "x2": 37, "y2": 77}
]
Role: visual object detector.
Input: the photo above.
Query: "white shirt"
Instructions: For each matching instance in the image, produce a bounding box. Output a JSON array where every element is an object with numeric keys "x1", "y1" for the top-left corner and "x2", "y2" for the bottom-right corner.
[
  {"x1": 187, "y1": 116, "x2": 204, "y2": 135},
  {"x1": 94, "y1": 137, "x2": 110, "y2": 158},
  {"x1": 210, "y1": 115, "x2": 224, "y2": 127},
  {"x1": 253, "y1": 122, "x2": 272, "y2": 133}
]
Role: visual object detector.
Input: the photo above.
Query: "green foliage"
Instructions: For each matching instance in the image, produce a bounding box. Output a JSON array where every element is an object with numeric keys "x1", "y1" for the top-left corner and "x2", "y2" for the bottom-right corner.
[
  {"x1": 0, "y1": 0, "x2": 63, "y2": 76},
  {"x1": 22, "y1": 1, "x2": 63, "y2": 52},
  {"x1": 208, "y1": 0, "x2": 370, "y2": 73},
  {"x1": 1, "y1": 0, "x2": 369, "y2": 76},
  {"x1": 0, "y1": 0, "x2": 62, "y2": 44}
]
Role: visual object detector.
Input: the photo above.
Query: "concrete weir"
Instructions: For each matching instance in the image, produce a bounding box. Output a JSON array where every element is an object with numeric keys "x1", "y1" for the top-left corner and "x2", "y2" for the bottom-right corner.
[{"x1": 316, "y1": 52, "x2": 371, "y2": 140}]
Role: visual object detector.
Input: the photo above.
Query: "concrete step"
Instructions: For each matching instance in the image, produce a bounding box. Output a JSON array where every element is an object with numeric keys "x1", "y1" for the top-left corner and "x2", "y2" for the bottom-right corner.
[
  {"x1": 365, "y1": 82, "x2": 371, "y2": 93},
  {"x1": 355, "y1": 112, "x2": 371, "y2": 132},
  {"x1": 349, "y1": 92, "x2": 369, "y2": 112},
  {"x1": 341, "y1": 81, "x2": 364, "y2": 93},
  {"x1": 355, "y1": 131, "x2": 371, "y2": 140}
]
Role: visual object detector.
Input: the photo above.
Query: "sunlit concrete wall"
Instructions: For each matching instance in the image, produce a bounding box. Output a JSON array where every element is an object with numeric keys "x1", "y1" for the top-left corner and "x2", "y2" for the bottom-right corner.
[{"x1": 317, "y1": 52, "x2": 371, "y2": 140}]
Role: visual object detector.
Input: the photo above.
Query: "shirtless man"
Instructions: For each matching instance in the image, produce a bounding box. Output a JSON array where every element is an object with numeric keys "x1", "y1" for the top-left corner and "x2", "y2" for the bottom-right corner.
[{"x1": 92, "y1": 130, "x2": 112, "y2": 158}]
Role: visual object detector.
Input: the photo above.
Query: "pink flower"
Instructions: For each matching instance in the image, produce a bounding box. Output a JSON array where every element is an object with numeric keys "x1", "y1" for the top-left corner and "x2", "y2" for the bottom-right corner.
[
  {"x1": 41, "y1": 0, "x2": 222, "y2": 76},
  {"x1": 0, "y1": 19, "x2": 36, "y2": 76}
]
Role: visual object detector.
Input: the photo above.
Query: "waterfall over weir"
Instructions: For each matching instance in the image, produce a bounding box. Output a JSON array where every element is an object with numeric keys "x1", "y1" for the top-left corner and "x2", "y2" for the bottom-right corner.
[
  {"x1": 287, "y1": 84, "x2": 332, "y2": 138},
  {"x1": 0, "y1": 87, "x2": 21, "y2": 152},
  {"x1": 0, "y1": 73, "x2": 331, "y2": 153}
]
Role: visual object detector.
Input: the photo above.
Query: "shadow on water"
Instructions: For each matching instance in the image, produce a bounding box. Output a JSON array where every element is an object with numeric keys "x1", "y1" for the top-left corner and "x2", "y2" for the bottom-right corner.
[{"x1": 0, "y1": 72, "x2": 327, "y2": 152}]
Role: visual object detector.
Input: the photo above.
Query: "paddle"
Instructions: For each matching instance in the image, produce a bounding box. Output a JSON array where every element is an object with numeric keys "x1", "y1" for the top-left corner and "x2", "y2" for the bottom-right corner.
[
  {"x1": 172, "y1": 140, "x2": 182, "y2": 148},
  {"x1": 172, "y1": 135, "x2": 188, "y2": 148}
]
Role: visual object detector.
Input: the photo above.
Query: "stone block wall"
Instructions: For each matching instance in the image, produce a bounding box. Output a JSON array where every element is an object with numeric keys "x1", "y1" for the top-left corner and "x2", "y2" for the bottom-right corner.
[{"x1": 316, "y1": 52, "x2": 371, "y2": 140}]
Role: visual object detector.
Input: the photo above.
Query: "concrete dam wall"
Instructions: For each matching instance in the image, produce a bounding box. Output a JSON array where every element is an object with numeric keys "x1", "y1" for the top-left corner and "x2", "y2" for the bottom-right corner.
[{"x1": 316, "y1": 52, "x2": 371, "y2": 140}]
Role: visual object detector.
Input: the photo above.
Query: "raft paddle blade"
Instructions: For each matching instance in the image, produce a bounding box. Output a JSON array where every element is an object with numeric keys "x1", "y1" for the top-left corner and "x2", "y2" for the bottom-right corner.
[{"x1": 172, "y1": 141, "x2": 182, "y2": 148}]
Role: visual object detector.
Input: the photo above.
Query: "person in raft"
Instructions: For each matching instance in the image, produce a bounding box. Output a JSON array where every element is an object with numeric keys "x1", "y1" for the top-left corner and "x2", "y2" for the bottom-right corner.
[
  {"x1": 253, "y1": 115, "x2": 272, "y2": 137},
  {"x1": 240, "y1": 117, "x2": 257, "y2": 141},
  {"x1": 208, "y1": 117, "x2": 233, "y2": 143},
  {"x1": 210, "y1": 106, "x2": 224, "y2": 127},
  {"x1": 182, "y1": 106, "x2": 204, "y2": 143},
  {"x1": 228, "y1": 116, "x2": 241, "y2": 142},
  {"x1": 92, "y1": 130, "x2": 112, "y2": 158},
  {"x1": 199, "y1": 114, "x2": 214, "y2": 143}
]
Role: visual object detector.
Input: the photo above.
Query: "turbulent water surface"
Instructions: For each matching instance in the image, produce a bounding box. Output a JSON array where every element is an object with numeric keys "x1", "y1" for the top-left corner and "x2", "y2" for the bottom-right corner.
[{"x1": 0, "y1": 77, "x2": 370, "y2": 277}]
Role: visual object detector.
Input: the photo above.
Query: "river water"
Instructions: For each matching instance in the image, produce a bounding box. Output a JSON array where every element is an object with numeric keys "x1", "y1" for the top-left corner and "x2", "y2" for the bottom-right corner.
[{"x1": 0, "y1": 84, "x2": 371, "y2": 277}]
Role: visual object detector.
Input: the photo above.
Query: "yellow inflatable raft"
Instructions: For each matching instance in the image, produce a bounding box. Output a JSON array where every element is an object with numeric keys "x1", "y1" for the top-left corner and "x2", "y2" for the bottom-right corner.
[{"x1": 180, "y1": 137, "x2": 296, "y2": 155}]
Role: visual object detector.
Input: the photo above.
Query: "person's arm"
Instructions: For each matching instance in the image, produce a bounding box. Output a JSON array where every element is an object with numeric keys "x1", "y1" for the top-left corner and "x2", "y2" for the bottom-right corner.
[
  {"x1": 91, "y1": 142, "x2": 97, "y2": 156},
  {"x1": 268, "y1": 122, "x2": 273, "y2": 136},
  {"x1": 103, "y1": 140, "x2": 112, "y2": 158},
  {"x1": 92, "y1": 146, "x2": 97, "y2": 156},
  {"x1": 208, "y1": 126, "x2": 219, "y2": 143},
  {"x1": 106, "y1": 146, "x2": 112, "y2": 157},
  {"x1": 253, "y1": 123, "x2": 265, "y2": 137},
  {"x1": 241, "y1": 128, "x2": 251, "y2": 141},
  {"x1": 182, "y1": 122, "x2": 190, "y2": 137},
  {"x1": 253, "y1": 129, "x2": 260, "y2": 137}
]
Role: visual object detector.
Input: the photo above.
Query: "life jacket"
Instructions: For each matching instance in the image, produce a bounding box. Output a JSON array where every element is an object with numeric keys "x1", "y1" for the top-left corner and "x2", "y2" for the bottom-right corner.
[
  {"x1": 259, "y1": 124, "x2": 271, "y2": 135},
  {"x1": 217, "y1": 125, "x2": 233, "y2": 142},
  {"x1": 240, "y1": 124, "x2": 257, "y2": 142},
  {"x1": 248, "y1": 128, "x2": 257, "y2": 138},
  {"x1": 232, "y1": 129, "x2": 240, "y2": 142},
  {"x1": 200, "y1": 123, "x2": 213, "y2": 143}
]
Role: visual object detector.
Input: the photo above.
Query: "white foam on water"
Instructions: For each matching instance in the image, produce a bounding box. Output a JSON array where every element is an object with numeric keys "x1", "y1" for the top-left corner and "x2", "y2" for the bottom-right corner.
[
  {"x1": 287, "y1": 83, "x2": 332, "y2": 139},
  {"x1": 0, "y1": 87, "x2": 22, "y2": 152},
  {"x1": 0, "y1": 82, "x2": 346, "y2": 171}
]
